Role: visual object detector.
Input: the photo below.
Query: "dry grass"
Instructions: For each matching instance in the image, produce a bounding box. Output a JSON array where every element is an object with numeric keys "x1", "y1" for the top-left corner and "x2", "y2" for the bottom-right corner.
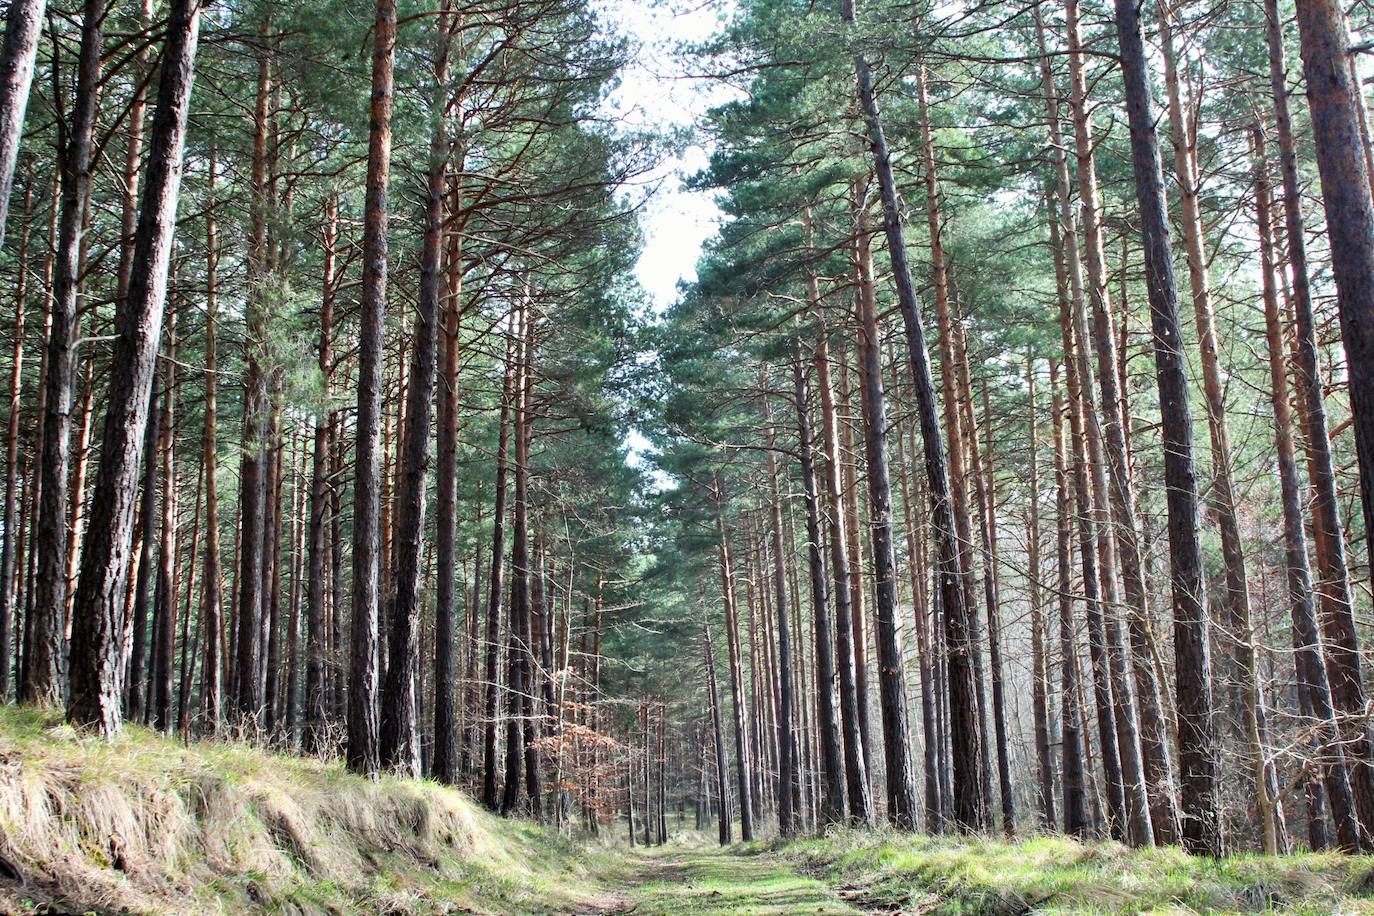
[{"x1": 0, "y1": 706, "x2": 607, "y2": 914}]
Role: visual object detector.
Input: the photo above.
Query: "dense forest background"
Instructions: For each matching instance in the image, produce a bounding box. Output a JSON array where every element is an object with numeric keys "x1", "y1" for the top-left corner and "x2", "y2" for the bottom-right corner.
[{"x1": 0, "y1": 0, "x2": 1373, "y2": 868}]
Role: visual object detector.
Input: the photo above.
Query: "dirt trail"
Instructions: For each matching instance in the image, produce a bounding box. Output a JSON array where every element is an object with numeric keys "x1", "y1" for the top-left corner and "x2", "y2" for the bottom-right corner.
[{"x1": 577, "y1": 843, "x2": 866, "y2": 915}]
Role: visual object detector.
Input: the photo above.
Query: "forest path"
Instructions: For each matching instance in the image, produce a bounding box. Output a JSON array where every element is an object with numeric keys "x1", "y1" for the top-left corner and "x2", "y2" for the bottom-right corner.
[{"x1": 583, "y1": 842, "x2": 868, "y2": 915}]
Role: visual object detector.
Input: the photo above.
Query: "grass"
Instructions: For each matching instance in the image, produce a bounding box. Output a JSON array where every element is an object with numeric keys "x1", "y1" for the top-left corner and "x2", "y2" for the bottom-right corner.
[
  {"x1": 622, "y1": 841, "x2": 859, "y2": 914},
  {"x1": 7, "y1": 708, "x2": 1374, "y2": 914},
  {"x1": 779, "y1": 828, "x2": 1374, "y2": 914},
  {"x1": 0, "y1": 705, "x2": 618, "y2": 914}
]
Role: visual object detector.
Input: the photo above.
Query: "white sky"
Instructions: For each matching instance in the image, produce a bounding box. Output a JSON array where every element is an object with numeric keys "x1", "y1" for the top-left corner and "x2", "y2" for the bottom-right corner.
[
  {"x1": 598, "y1": 0, "x2": 738, "y2": 313},
  {"x1": 596, "y1": 0, "x2": 741, "y2": 479}
]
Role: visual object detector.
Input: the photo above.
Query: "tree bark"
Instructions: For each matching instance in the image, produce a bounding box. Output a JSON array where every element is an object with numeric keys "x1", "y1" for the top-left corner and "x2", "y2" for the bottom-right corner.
[
  {"x1": 346, "y1": 0, "x2": 397, "y2": 776},
  {"x1": 1252, "y1": 126, "x2": 1364, "y2": 852},
  {"x1": 0, "y1": 181, "x2": 32, "y2": 700},
  {"x1": 0, "y1": 0, "x2": 45, "y2": 243},
  {"x1": 715, "y1": 483, "x2": 754, "y2": 840},
  {"x1": 66, "y1": 0, "x2": 201, "y2": 734},
  {"x1": 1052, "y1": 361, "x2": 1089, "y2": 837},
  {"x1": 381, "y1": 4, "x2": 452, "y2": 777},
  {"x1": 703, "y1": 603, "x2": 731, "y2": 845},
  {"x1": 764, "y1": 384, "x2": 801, "y2": 835},
  {"x1": 792, "y1": 345, "x2": 846, "y2": 826},
  {"x1": 433, "y1": 161, "x2": 464, "y2": 784},
  {"x1": 482, "y1": 326, "x2": 517, "y2": 808},
  {"x1": 28, "y1": 0, "x2": 105, "y2": 707},
  {"x1": 1111, "y1": 0, "x2": 1223, "y2": 854},
  {"x1": 811, "y1": 285, "x2": 873, "y2": 826}
]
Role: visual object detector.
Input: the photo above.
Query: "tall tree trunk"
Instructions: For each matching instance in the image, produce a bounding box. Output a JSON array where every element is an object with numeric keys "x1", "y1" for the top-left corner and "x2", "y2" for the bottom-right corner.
[
  {"x1": 433, "y1": 162, "x2": 464, "y2": 784},
  {"x1": 28, "y1": 0, "x2": 105, "y2": 707},
  {"x1": 1253, "y1": 126, "x2": 1364, "y2": 852},
  {"x1": 0, "y1": 181, "x2": 31, "y2": 700},
  {"x1": 1291, "y1": 0, "x2": 1374, "y2": 637},
  {"x1": 66, "y1": 0, "x2": 201, "y2": 734},
  {"x1": 851, "y1": 196, "x2": 920, "y2": 828},
  {"x1": 151, "y1": 321, "x2": 178, "y2": 732},
  {"x1": 235, "y1": 30, "x2": 273, "y2": 724},
  {"x1": 954, "y1": 318, "x2": 1015, "y2": 836},
  {"x1": 1049, "y1": 2, "x2": 1174, "y2": 843},
  {"x1": 764, "y1": 388, "x2": 800, "y2": 835},
  {"x1": 1058, "y1": 221, "x2": 1129, "y2": 841},
  {"x1": 481, "y1": 328, "x2": 517, "y2": 809},
  {"x1": 836, "y1": 356, "x2": 872, "y2": 777},
  {"x1": 1052, "y1": 361, "x2": 1089, "y2": 837},
  {"x1": 346, "y1": 0, "x2": 397, "y2": 776},
  {"x1": 792, "y1": 345, "x2": 846, "y2": 826},
  {"x1": 304, "y1": 193, "x2": 336, "y2": 755},
  {"x1": 1264, "y1": 0, "x2": 1374, "y2": 834},
  {"x1": 1158, "y1": 11, "x2": 1279, "y2": 849},
  {"x1": 811, "y1": 283, "x2": 873, "y2": 826},
  {"x1": 1289, "y1": 0, "x2": 1374, "y2": 835},
  {"x1": 704, "y1": 603, "x2": 732, "y2": 845},
  {"x1": 1111, "y1": 0, "x2": 1222, "y2": 854},
  {"x1": 200, "y1": 148, "x2": 222, "y2": 732},
  {"x1": 1027, "y1": 357, "x2": 1057, "y2": 832},
  {"x1": 381, "y1": 4, "x2": 452, "y2": 777},
  {"x1": 848, "y1": 51, "x2": 985, "y2": 830},
  {"x1": 715, "y1": 483, "x2": 754, "y2": 840},
  {"x1": 0, "y1": 0, "x2": 44, "y2": 243}
]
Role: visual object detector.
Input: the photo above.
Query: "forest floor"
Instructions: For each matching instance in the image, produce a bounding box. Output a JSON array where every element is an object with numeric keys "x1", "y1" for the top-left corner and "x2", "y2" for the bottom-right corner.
[
  {"x1": 4, "y1": 707, "x2": 1374, "y2": 914},
  {"x1": 585, "y1": 843, "x2": 861, "y2": 914}
]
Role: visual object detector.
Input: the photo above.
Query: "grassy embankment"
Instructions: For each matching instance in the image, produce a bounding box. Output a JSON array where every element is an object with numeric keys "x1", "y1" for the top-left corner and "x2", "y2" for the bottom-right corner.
[{"x1": 0, "y1": 706, "x2": 623, "y2": 914}]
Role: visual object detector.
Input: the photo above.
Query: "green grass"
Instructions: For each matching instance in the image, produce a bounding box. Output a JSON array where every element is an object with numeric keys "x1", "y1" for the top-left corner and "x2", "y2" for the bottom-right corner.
[
  {"x1": 779, "y1": 829, "x2": 1374, "y2": 914},
  {"x1": 622, "y1": 842, "x2": 859, "y2": 914}
]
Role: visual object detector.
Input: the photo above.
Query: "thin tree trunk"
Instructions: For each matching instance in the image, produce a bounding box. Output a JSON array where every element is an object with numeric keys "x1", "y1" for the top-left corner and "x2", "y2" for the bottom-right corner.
[
  {"x1": 1052, "y1": 361, "x2": 1089, "y2": 837},
  {"x1": 1291, "y1": 0, "x2": 1374, "y2": 653},
  {"x1": 811, "y1": 281, "x2": 873, "y2": 826},
  {"x1": 1159, "y1": 12, "x2": 1278, "y2": 850},
  {"x1": 792, "y1": 346, "x2": 846, "y2": 825},
  {"x1": 151, "y1": 320, "x2": 178, "y2": 732},
  {"x1": 235, "y1": 29, "x2": 274, "y2": 724},
  {"x1": 704, "y1": 604, "x2": 732, "y2": 845},
  {"x1": 851, "y1": 54, "x2": 985, "y2": 830},
  {"x1": 764, "y1": 387, "x2": 800, "y2": 835},
  {"x1": 0, "y1": 181, "x2": 32, "y2": 700},
  {"x1": 1027, "y1": 357, "x2": 1057, "y2": 832},
  {"x1": 851, "y1": 195, "x2": 920, "y2": 828},
  {"x1": 200, "y1": 148, "x2": 222, "y2": 732},
  {"x1": 482, "y1": 327, "x2": 518, "y2": 809},
  {"x1": 303, "y1": 193, "x2": 336, "y2": 755},
  {"x1": 715, "y1": 483, "x2": 754, "y2": 840}
]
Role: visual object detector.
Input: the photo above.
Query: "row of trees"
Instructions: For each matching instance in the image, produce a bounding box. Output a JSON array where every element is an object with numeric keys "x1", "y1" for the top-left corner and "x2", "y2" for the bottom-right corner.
[
  {"x1": 646, "y1": 0, "x2": 1374, "y2": 858},
  {"x1": 0, "y1": 0, "x2": 668, "y2": 826}
]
